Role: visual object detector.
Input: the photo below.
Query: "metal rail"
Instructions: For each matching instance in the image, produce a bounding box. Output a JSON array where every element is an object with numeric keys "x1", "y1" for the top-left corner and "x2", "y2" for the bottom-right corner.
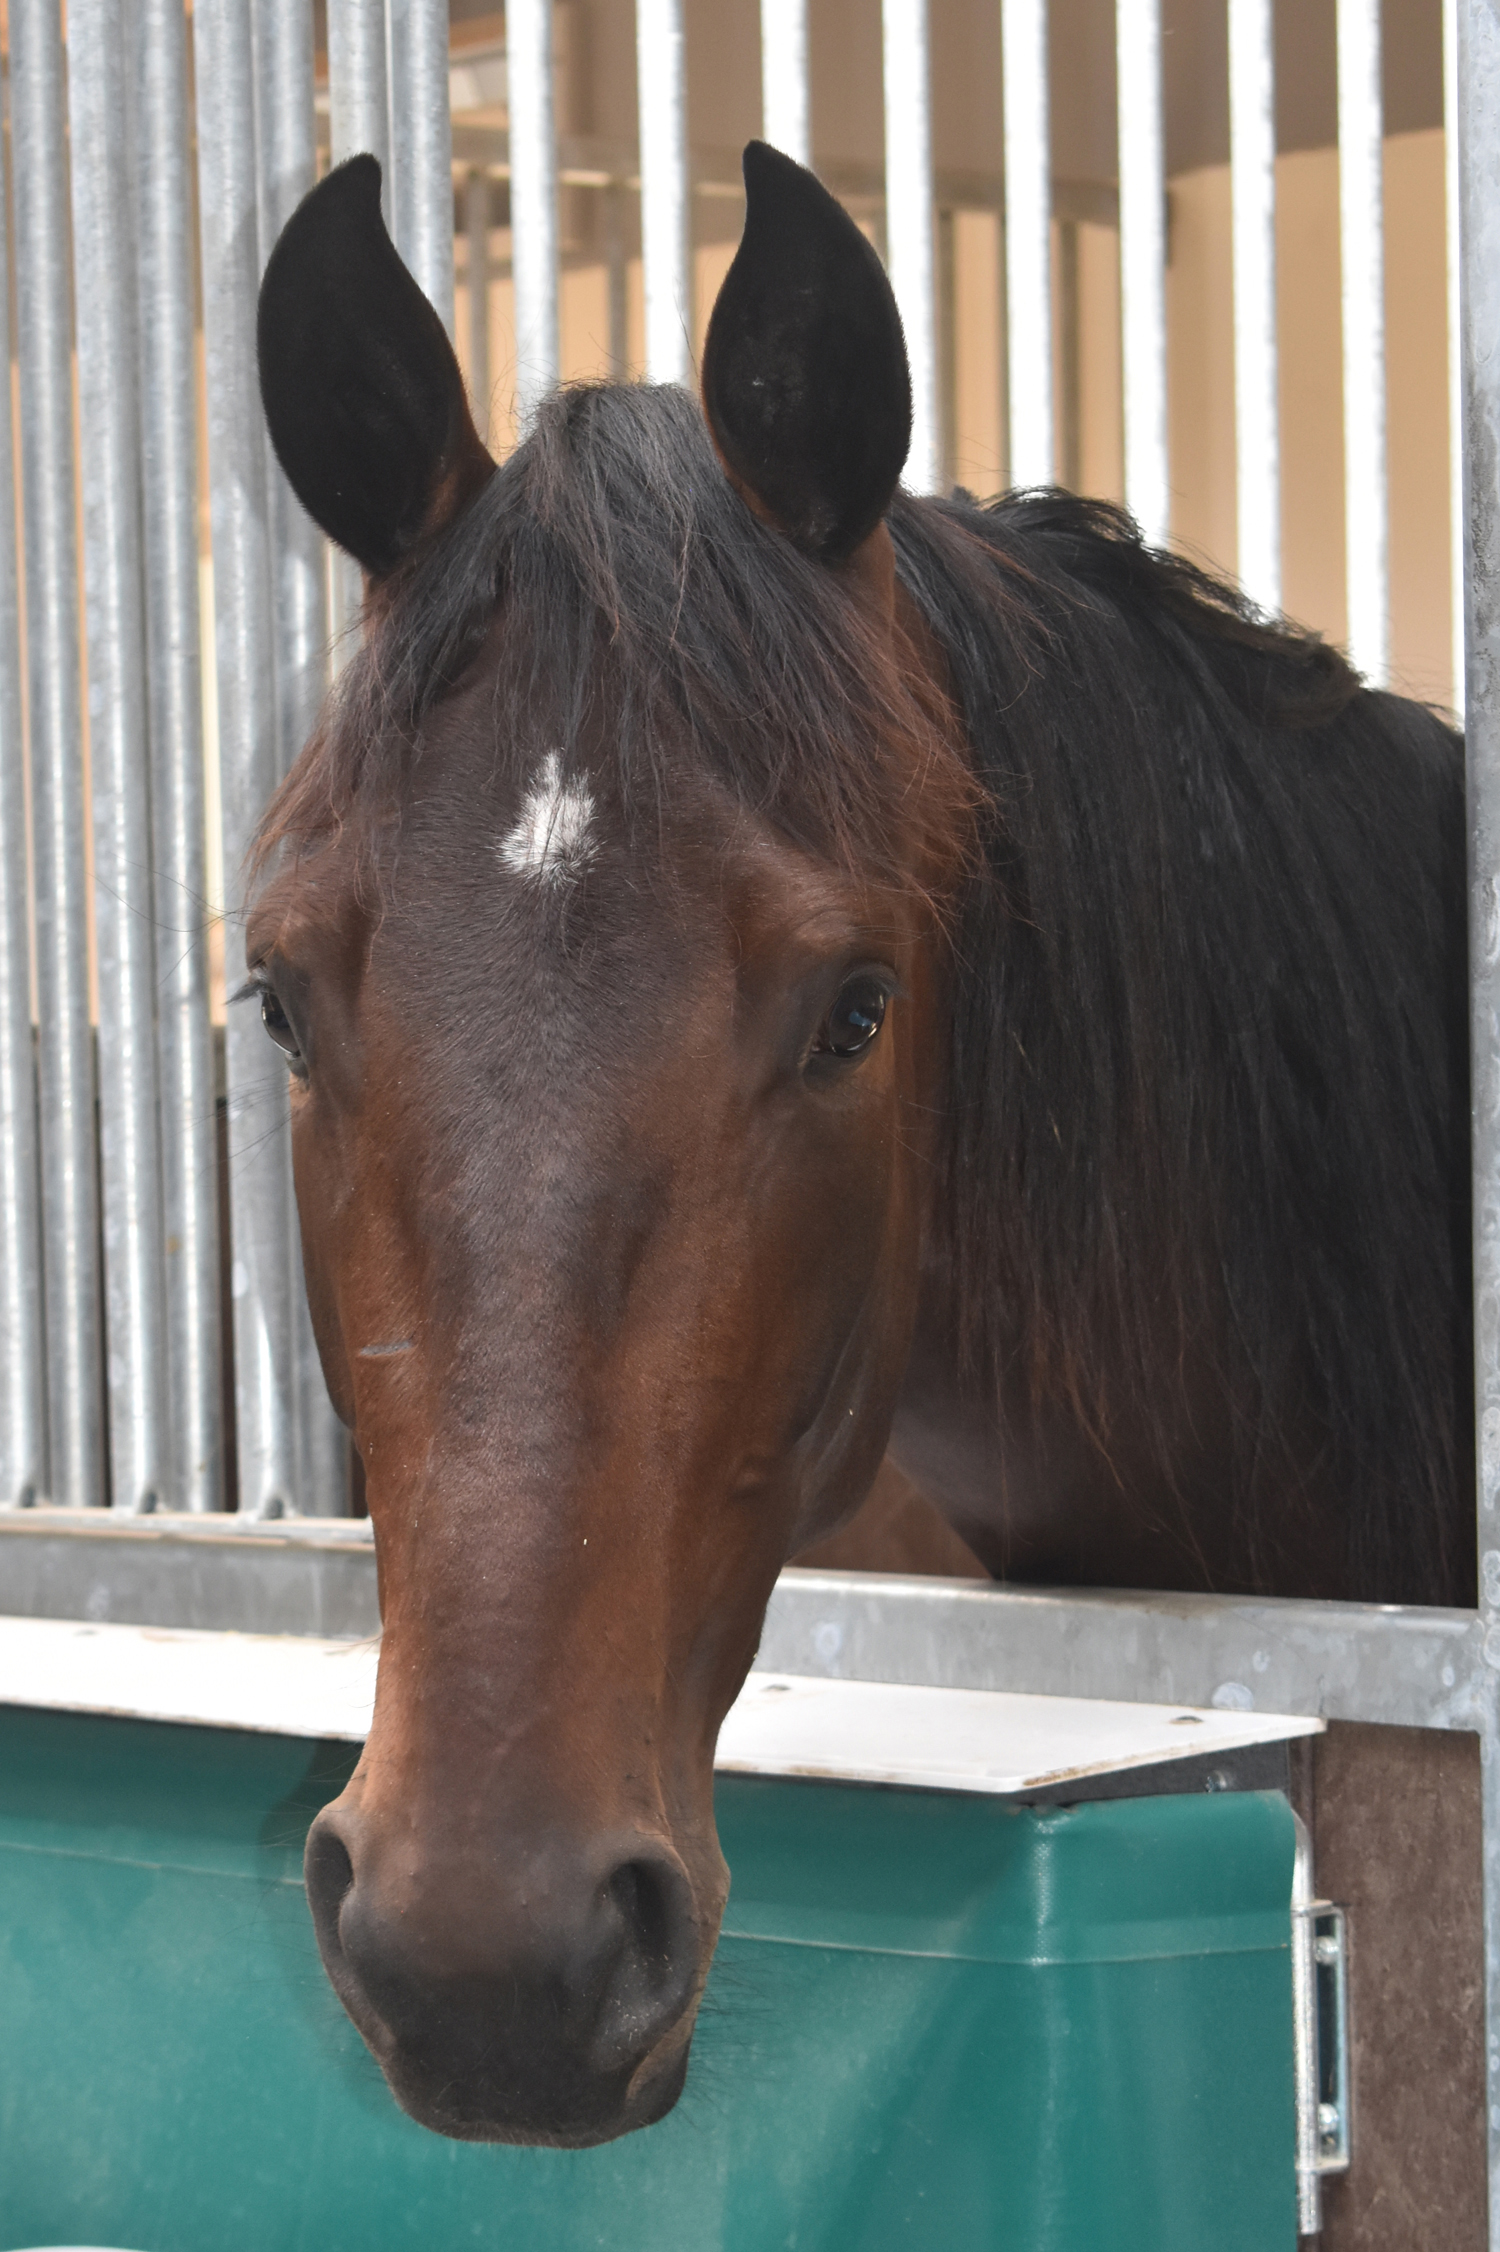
[
  {"x1": 883, "y1": 0, "x2": 940, "y2": 497},
  {"x1": 1228, "y1": 0, "x2": 1280, "y2": 617},
  {"x1": 1001, "y1": 0, "x2": 1053, "y2": 489}
]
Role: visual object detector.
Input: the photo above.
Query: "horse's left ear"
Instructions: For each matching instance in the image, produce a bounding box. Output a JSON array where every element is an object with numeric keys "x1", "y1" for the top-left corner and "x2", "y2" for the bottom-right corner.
[
  {"x1": 701, "y1": 142, "x2": 911, "y2": 567},
  {"x1": 258, "y1": 155, "x2": 494, "y2": 578}
]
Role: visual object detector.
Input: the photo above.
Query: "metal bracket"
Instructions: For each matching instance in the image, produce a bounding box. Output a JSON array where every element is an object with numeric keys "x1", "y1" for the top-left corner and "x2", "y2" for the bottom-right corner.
[{"x1": 1293, "y1": 1815, "x2": 1352, "y2": 2236}]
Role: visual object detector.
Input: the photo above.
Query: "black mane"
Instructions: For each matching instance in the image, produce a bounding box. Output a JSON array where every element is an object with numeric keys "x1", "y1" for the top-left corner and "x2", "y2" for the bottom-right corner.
[
  {"x1": 891, "y1": 489, "x2": 1471, "y2": 1605},
  {"x1": 260, "y1": 384, "x2": 1472, "y2": 1605}
]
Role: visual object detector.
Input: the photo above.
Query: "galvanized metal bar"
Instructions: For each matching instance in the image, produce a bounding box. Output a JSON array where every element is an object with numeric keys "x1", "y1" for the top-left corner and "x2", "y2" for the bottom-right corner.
[
  {"x1": 1338, "y1": 0, "x2": 1389, "y2": 687},
  {"x1": 193, "y1": 0, "x2": 298, "y2": 1520},
  {"x1": 67, "y1": 0, "x2": 169, "y2": 1517},
  {"x1": 507, "y1": 0, "x2": 560, "y2": 422},
  {"x1": 1459, "y1": 10, "x2": 1500, "y2": 2243},
  {"x1": 327, "y1": 0, "x2": 391, "y2": 206},
  {"x1": 882, "y1": 0, "x2": 940, "y2": 497},
  {"x1": 465, "y1": 170, "x2": 493, "y2": 441},
  {"x1": 1441, "y1": 0, "x2": 1450, "y2": 716},
  {"x1": 636, "y1": 0, "x2": 692, "y2": 386},
  {"x1": 1001, "y1": 0, "x2": 1054, "y2": 489},
  {"x1": 254, "y1": 0, "x2": 348, "y2": 1518},
  {"x1": 136, "y1": 0, "x2": 222, "y2": 1513},
  {"x1": 759, "y1": 1573, "x2": 1491, "y2": 1730},
  {"x1": 326, "y1": 0, "x2": 392, "y2": 661},
  {"x1": 11, "y1": 0, "x2": 104, "y2": 1509},
  {"x1": 1115, "y1": 0, "x2": 1170, "y2": 548},
  {"x1": 387, "y1": 0, "x2": 456, "y2": 336},
  {"x1": 760, "y1": 0, "x2": 810, "y2": 169},
  {"x1": 1228, "y1": 0, "x2": 1280, "y2": 615},
  {"x1": 0, "y1": 42, "x2": 46, "y2": 1512}
]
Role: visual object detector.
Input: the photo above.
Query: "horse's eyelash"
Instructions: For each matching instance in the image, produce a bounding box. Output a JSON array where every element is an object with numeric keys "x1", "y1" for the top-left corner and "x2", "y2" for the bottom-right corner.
[{"x1": 228, "y1": 976, "x2": 265, "y2": 1007}]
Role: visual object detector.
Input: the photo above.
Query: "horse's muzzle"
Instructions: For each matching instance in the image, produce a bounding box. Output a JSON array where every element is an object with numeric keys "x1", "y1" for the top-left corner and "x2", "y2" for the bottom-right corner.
[{"x1": 303, "y1": 1806, "x2": 705, "y2": 2144}]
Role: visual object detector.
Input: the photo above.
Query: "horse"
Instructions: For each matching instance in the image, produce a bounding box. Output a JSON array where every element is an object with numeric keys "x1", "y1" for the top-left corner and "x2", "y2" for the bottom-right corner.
[{"x1": 250, "y1": 142, "x2": 1472, "y2": 2149}]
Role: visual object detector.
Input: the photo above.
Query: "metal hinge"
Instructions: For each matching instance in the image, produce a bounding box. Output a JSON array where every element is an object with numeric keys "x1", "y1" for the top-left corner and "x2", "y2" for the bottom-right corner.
[{"x1": 1293, "y1": 1815, "x2": 1352, "y2": 2237}]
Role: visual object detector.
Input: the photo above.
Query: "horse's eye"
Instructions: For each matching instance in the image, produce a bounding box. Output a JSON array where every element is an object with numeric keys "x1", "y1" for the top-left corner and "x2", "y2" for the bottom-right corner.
[
  {"x1": 259, "y1": 985, "x2": 305, "y2": 1075},
  {"x1": 814, "y1": 977, "x2": 888, "y2": 1060}
]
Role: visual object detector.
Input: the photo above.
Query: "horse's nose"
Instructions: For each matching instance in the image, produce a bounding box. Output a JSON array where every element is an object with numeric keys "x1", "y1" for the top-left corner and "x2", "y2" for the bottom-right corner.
[{"x1": 303, "y1": 1803, "x2": 702, "y2": 2143}]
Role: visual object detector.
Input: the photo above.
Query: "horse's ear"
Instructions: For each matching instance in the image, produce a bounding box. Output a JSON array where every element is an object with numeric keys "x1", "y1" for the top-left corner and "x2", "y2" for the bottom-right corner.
[
  {"x1": 701, "y1": 142, "x2": 911, "y2": 565},
  {"x1": 258, "y1": 156, "x2": 494, "y2": 578}
]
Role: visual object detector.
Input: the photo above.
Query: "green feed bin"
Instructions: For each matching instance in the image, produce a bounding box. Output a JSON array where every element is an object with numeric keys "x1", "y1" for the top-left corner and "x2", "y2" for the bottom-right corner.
[{"x1": 0, "y1": 1706, "x2": 1297, "y2": 2252}]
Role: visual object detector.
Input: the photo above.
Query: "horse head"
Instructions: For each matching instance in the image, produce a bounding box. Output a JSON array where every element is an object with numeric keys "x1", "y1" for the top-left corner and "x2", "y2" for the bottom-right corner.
[{"x1": 253, "y1": 147, "x2": 972, "y2": 2146}]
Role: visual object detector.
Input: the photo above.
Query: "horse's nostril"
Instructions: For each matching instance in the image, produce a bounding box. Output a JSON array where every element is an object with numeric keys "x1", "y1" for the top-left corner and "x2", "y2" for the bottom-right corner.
[
  {"x1": 304, "y1": 1813, "x2": 356, "y2": 1957},
  {"x1": 609, "y1": 1857, "x2": 676, "y2": 1968},
  {"x1": 594, "y1": 1850, "x2": 698, "y2": 2064}
]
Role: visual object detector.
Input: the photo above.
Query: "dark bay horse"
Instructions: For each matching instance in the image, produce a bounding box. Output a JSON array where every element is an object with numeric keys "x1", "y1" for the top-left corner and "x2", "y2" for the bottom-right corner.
[{"x1": 252, "y1": 144, "x2": 1471, "y2": 2146}]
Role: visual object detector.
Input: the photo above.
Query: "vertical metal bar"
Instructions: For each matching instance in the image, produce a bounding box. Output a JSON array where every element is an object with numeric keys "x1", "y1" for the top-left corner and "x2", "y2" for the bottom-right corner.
[
  {"x1": 1458, "y1": 7, "x2": 1500, "y2": 2242},
  {"x1": 1338, "y1": 0, "x2": 1389, "y2": 687},
  {"x1": 1228, "y1": 0, "x2": 1280, "y2": 616},
  {"x1": 466, "y1": 171, "x2": 493, "y2": 440},
  {"x1": 1448, "y1": 0, "x2": 1466, "y2": 720},
  {"x1": 257, "y1": 2, "x2": 324, "y2": 791},
  {"x1": 1002, "y1": 0, "x2": 1054, "y2": 489},
  {"x1": 1116, "y1": 0, "x2": 1170, "y2": 548},
  {"x1": 327, "y1": 0, "x2": 391, "y2": 204},
  {"x1": 883, "y1": 0, "x2": 940, "y2": 497},
  {"x1": 194, "y1": 0, "x2": 297, "y2": 1519},
  {"x1": 136, "y1": 0, "x2": 221, "y2": 1512},
  {"x1": 508, "y1": 0, "x2": 560, "y2": 421},
  {"x1": 604, "y1": 180, "x2": 630, "y2": 379},
  {"x1": 760, "y1": 0, "x2": 810, "y2": 168},
  {"x1": 0, "y1": 34, "x2": 46, "y2": 1510},
  {"x1": 259, "y1": 0, "x2": 348, "y2": 1516},
  {"x1": 636, "y1": 0, "x2": 692, "y2": 386},
  {"x1": 67, "y1": 0, "x2": 168, "y2": 1517},
  {"x1": 1290, "y1": 1816, "x2": 1324, "y2": 2237},
  {"x1": 327, "y1": 0, "x2": 392, "y2": 655},
  {"x1": 387, "y1": 0, "x2": 455, "y2": 336},
  {"x1": 11, "y1": 0, "x2": 103, "y2": 1508}
]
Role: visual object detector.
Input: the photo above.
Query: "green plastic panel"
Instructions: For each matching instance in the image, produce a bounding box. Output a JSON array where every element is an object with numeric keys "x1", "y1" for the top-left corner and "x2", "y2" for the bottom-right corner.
[{"x1": 0, "y1": 1707, "x2": 1297, "y2": 2252}]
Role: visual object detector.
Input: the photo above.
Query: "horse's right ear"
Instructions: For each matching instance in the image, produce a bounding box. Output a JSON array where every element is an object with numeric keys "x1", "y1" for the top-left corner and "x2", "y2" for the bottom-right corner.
[
  {"x1": 701, "y1": 143, "x2": 912, "y2": 565},
  {"x1": 258, "y1": 156, "x2": 494, "y2": 578}
]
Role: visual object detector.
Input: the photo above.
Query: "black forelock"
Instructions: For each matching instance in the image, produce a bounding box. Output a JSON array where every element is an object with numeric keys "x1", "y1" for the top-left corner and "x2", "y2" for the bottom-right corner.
[{"x1": 256, "y1": 382, "x2": 973, "y2": 891}]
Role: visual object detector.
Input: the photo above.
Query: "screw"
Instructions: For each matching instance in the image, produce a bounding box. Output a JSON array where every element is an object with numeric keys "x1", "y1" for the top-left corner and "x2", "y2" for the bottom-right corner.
[
  {"x1": 1314, "y1": 1935, "x2": 1340, "y2": 1965},
  {"x1": 1318, "y1": 2103, "x2": 1342, "y2": 2142}
]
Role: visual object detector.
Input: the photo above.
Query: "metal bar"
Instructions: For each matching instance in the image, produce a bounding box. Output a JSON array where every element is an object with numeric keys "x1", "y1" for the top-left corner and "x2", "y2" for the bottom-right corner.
[
  {"x1": 1290, "y1": 1817, "x2": 1324, "y2": 2237},
  {"x1": 136, "y1": 0, "x2": 221, "y2": 1512},
  {"x1": 882, "y1": 0, "x2": 940, "y2": 497},
  {"x1": 0, "y1": 34, "x2": 46, "y2": 1512},
  {"x1": 1001, "y1": 0, "x2": 1054, "y2": 489},
  {"x1": 387, "y1": 0, "x2": 456, "y2": 336},
  {"x1": 1441, "y1": 0, "x2": 1450, "y2": 716},
  {"x1": 67, "y1": 0, "x2": 168, "y2": 1517},
  {"x1": 465, "y1": 171, "x2": 493, "y2": 441},
  {"x1": 1228, "y1": 0, "x2": 1280, "y2": 615},
  {"x1": 255, "y1": 0, "x2": 348, "y2": 1517},
  {"x1": 326, "y1": 0, "x2": 392, "y2": 658},
  {"x1": 193, "y1": 0, "x2": 297, "y2": 1520},
  {"x1": 760, "y1": 0, "x2": 810, "y2": 169},
  {"x1": 759, "y1": 1572, "x2": 1492, "y2": 1730},
  {"x1": 10, "y1": 0, "x2": 104, "y2": 1509},
  {"x1": 1459, "y1": 9, "x2": 1500, "y2": 2242},
  {"x1": 1115, "y1": 0, "x2": 1170, "y2": 548},
  {"x1": 507, "y1": 0, "x2": 560, "y2": 422},
  {"x1": 327, "y1": 0, "x2": 391, "y2": 204},
  {"x1": 636, "y1": 0, "x2": 692, "y2": 386},
  {"x1": 1338, "y1": 0, "x2": 1389, "y2": 687},
  {"x1": 604, "y1": 180, "x2": 630, "y2": 379}
]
